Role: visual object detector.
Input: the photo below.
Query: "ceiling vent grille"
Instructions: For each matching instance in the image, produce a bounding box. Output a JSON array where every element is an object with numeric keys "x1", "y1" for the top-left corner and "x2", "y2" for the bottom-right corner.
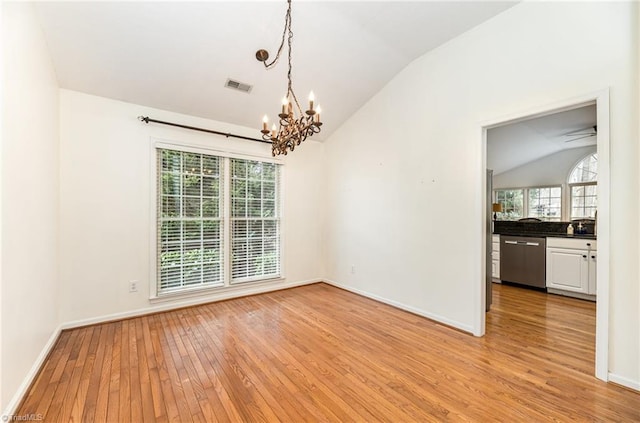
[{"x1": 225, "y1": 78, "x2": 252, "y2": 93}]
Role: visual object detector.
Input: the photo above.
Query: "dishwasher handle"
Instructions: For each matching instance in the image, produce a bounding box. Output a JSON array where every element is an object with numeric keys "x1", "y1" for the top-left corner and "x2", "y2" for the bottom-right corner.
[{"x1": 504, "y1": 240, "x2": 540, "y2": 246}]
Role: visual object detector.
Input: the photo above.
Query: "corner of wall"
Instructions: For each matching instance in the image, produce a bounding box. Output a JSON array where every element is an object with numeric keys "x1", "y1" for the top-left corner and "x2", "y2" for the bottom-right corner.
[{"x1": 1, "y1": 1, "x2": 61, "y2": 412}]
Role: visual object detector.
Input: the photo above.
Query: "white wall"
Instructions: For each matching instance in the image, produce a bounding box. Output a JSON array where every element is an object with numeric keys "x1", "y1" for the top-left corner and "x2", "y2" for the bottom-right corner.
[
  {"x1": 493, "y1": 146, "x2": 596, "y2": 189},
  {"x1": 1, "y1": 3, "x2": 60, "y2": 411},
  {"x1": 58, "y1": 90, "x2": 325, "y2": 324},
  {"x1": 324, "y1": 2, "x2": 639, "y2": 386}
]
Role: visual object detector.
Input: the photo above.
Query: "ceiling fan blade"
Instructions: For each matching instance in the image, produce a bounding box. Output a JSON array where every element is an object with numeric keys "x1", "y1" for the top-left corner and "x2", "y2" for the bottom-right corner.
[
  {"x1": 564, "y1": 131, "x2": 594, "y2": 136},
  {"x1": 561, "y1": 125, "x2": 598, "y2": 138},
  {"x1": 564, "y1": 134, "x2": 596, "y2": 143}
]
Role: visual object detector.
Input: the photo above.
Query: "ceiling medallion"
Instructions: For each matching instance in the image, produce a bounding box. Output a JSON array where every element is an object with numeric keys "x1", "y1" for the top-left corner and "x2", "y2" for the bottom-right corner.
[{"x1": 257, "y1": 0, "x2": 322, "y2": 156}]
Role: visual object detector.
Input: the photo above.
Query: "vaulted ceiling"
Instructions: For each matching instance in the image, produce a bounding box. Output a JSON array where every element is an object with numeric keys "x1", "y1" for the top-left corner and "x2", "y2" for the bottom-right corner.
[
  {"x1": 34, "y1": 1, "x2": 517, "y2": 139},
  {"x1": 488, "y1": 104, "x2": 597, "y2": 175}
]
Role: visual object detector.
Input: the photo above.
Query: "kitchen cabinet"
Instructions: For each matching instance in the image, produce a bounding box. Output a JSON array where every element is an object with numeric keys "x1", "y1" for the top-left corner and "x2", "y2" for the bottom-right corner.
[
  {"x1": 546, "y1": 238, "x2": 597, "y2": 299},
  {"x1": 588, "y1": 251, "x2": 597, "y2": 295},
  {"x1": 492, "y1": 235, "x2": 500, "y2": 281}
]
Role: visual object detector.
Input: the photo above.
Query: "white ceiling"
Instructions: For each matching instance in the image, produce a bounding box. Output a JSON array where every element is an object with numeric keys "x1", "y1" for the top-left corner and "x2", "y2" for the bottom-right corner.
[
  {"x1": 34, "y1": 1, "x2": 517, "y2": 140},
  {"x1": 487, "y1": 104, "x2": 597, "y2": 175}
]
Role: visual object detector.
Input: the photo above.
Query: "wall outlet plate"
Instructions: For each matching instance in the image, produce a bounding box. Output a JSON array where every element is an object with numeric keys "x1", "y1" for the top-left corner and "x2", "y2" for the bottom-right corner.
[{"x1": 129, "y1": 280, "x2": 138, "y2": 292}]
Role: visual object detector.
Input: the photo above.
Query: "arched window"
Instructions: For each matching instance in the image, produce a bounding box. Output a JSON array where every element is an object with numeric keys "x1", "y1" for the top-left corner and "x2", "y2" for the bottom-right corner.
[{"x1": 568, "y1": 153, "x2": 597, "y2": 219}]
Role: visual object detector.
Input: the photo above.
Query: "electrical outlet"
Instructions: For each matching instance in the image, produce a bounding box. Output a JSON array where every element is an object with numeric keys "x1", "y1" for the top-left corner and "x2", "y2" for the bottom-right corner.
[
  {"x1": 351, "y1": 265, "x2": 356, "y2": 275},
  {"x1": 129, "y1": 280, "x2": 138, "y2": 292}
]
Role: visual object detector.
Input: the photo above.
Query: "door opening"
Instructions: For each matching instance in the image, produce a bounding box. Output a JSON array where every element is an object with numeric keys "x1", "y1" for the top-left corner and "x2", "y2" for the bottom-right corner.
[{"x1": 479, "y1": 90, "x2": 610, "y2": 381}]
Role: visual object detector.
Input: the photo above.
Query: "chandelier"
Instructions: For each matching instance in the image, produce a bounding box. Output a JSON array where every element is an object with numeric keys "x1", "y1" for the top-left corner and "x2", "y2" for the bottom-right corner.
[{"x1": 257, "y1": 0, "x2": 322, "y2": 156}]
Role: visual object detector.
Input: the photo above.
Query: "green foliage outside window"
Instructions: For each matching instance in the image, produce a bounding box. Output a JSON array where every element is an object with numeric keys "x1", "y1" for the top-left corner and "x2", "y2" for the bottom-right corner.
[{"x1": 157, "y1": 149, "x2": 280, "y2": 292}]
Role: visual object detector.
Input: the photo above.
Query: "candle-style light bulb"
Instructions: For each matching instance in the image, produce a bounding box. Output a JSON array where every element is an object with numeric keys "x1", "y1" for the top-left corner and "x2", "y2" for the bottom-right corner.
[
  {"x1": 309, "y1": 91, "x2": 315, "y2": 111},
  {"x1": 262, "y1": 115, "x2": 268, "y2": 131},
  {"x1": 271, "y1": 123, "x2": 277, "y2": 138},
  {"x1": 315, "y1": 106, "x2": 321, "y2": 122},
  {"x1": 281, "y1": 97, "x2": 288, "y2": 114}
]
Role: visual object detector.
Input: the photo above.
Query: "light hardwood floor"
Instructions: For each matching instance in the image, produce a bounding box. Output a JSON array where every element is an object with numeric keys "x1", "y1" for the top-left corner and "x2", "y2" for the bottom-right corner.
[{"x1": 16, "y1": 283, "x2": 639, "y2": 422}]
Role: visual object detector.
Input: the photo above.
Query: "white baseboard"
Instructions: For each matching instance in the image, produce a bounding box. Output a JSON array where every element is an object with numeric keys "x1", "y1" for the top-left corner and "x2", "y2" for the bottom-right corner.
[
  {"x1": 2, "y1": 325, "x2": 62, "y2": 418},
  {"x1": 61, "y1": 277, "x2": 320, "y2": 330},
  {"x1": 323, "y1": 279, "x2": 475, "y2": 334},
  {"x1": 608, "y1": 372, "x2": 640, "y2": 392}
]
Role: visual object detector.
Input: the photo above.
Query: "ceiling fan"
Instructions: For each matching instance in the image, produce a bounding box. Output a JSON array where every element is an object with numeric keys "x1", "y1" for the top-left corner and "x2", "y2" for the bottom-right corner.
[{"x1": 563, "y1": 125, "x2": 597, "y2": 143}]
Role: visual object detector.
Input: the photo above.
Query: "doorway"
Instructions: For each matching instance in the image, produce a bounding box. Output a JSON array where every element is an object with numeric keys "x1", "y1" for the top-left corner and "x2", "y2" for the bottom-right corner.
[{"x1": 478, "y1": 90, "x2": 610, "y2": 381}]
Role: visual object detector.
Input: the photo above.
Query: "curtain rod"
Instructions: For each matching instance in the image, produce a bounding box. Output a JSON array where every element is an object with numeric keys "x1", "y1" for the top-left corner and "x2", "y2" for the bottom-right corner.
[{"x1": 138, "y1": 116, "x2": 270, "y2": 145}]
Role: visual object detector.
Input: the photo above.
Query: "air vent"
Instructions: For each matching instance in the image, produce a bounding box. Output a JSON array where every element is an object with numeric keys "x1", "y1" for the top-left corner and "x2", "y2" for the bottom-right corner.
[{"x1": 225, "y1": 78, "x2": 253, "y2": 93}]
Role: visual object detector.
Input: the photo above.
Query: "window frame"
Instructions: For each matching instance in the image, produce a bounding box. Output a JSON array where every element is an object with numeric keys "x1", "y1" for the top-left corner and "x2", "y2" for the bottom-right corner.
[
  {"x1": 229, "y1": 158, "x2": 282, "y2": 285},
  {"x1": 494, "y1": 185, "x2": 562, "y2": 222},
  {"x1": 527, "y1": 186, "x2": 562, "y2": 221},
  {"x1": 569, "y1": 181, "x2": 597, "y2": 219},
  {"x1": 494, "y1": 188, "x2": 524, "y2": 220},
  {"x1": 568, "y1": 153, "x2": 598, "y2": 220},
  {"x1": 150, "y1": 140, "x2": 284, "y2": 299},
  {"x1": 157, "y1": 148, "x2": 225, "y2": 294}
]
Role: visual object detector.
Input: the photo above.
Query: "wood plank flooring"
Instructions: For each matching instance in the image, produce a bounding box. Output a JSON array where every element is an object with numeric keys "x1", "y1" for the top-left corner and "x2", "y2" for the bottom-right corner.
[{"x1": 16, "y1": 283, "x2": 639, "y2": 422}]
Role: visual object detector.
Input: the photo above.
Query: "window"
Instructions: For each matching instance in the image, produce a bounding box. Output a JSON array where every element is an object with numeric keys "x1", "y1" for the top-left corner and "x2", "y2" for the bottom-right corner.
[
  {"x1": 569, "y1": 153, "x2": 597, "y2": 183},
  {"x1": 494, "y1": 189, "x2": 524, "y2": 220},
  {"x1": 528, "y1": 187, "x2": 562, "y2": 221},
  {"x1": 494, "y1": 186, "x2": 561, "y2": 221},
  {"x1": 230, "y1": 159, "x2": 280, "y2": 282},
  {"x1": 156, "y1": 147, "x2": 281, "y2": 295},
  {"x1": 569, "y1": 153, "x2": 597, "y2": 219},
  {"x1": 158, "y1": 150, "x2": 223, "y2": 292},
  {"x1": 571, "y1": 184, "x2": 597, "y2": 219}
]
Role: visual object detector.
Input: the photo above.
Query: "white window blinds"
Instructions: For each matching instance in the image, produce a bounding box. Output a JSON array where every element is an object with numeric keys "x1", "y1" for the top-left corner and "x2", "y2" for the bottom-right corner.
[
  {"x1": 230, "y1": 159, "x2": 281, "y2": 282},
  {"x1": 157, "y1": 148, "x2": 281, "y2": 295},
  {"x1": 158, "y1": 149, "x2": 224, "y2": 292}
]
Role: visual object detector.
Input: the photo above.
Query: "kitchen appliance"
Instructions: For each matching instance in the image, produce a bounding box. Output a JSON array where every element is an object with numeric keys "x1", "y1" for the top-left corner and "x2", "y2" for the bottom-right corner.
[{"x1": 500, "y1": 236, "x2": 546, "y2": 289}]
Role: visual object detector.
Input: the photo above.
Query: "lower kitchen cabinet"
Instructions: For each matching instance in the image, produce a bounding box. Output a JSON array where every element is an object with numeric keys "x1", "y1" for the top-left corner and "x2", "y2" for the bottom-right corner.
[
  {"x1": 588, "y1": 251, "x2": 597, "y2": 295},
  {"x1": 546, "y1": 237, "x2": 597, "y2": 299},
  {"x1": 492, "y1": 235, "x2": 500, "y2": 281}
]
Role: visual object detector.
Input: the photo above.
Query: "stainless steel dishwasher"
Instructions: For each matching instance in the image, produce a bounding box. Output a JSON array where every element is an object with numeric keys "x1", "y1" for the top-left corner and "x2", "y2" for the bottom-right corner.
[{"x1": 500, "y1": 236, "x2": 546, "y2": 289}]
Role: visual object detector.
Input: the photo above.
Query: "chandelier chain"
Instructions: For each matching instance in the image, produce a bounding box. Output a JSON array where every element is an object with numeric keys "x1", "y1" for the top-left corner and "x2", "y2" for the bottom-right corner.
[
  {"x1": 257, "y1": 0, "x2": 322, "y2": 156},
  {"x1": 262, "y1": 0, "x2": 292, "y2": 70},
  {"x1": 286, "y1": 12, "x2": 303, "y2": 116}
]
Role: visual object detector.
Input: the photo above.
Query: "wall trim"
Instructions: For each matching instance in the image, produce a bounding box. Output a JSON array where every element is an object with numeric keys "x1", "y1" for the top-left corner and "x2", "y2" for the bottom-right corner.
[
  {"x1": 323, "y1": 279, "x2": 475, "y2": 334},
  {"x1": 61, "y1": 278, "x2": 320, "y2": 330},
  {"x1": 608, "y1": 373, "x2": 640, "y2": 392},
  {"x1": 2, "y1": 326, "x2": 62, "y2": 418}
]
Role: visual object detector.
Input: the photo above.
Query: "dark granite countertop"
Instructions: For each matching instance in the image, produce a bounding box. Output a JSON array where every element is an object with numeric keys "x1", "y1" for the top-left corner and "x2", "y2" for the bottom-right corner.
[
  {"x1": 493, "y1": 232, "x2": 597, "y2": 240},
  {"x1": 493, "y1": 220, "x2": 597, "y2": 240}
]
